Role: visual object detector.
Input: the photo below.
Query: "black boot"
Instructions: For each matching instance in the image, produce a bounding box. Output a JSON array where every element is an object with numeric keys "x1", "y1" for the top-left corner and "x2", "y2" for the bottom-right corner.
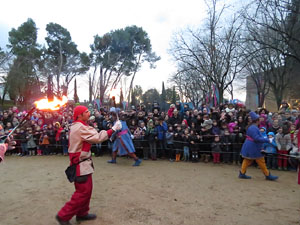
[
  {"x1": 55, "y1": 215, "x2": 71, "y2": 225},
  {"x1": 76, "y1": 213, "x2": 97, "y2": 221}
]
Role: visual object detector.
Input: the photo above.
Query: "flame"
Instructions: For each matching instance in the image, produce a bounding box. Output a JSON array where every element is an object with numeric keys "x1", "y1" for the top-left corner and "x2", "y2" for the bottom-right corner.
[
  {"x1": 34, "y1": 95, "x2": 68, "y2": 111},
  {"x1": 109, "y1": 88, "x2": 119, "y2": 98}
]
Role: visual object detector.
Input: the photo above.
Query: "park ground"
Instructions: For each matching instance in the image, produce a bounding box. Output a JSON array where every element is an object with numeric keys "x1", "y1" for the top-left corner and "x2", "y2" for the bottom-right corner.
[{"x1": 0, "y1": 155, "x2": 299, "y2": 225}]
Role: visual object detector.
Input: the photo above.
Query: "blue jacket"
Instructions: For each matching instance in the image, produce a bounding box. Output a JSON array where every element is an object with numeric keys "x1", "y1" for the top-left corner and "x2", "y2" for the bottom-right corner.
[
  {"x1": 263, "y1": 138, "x2": 277, "y2": 154},
  {"x1": 156, "y1": 122, "x2": 168, "y2": 140},
  {"x1": 241, "y1": 124, "x2": 269, "y2": 159}
]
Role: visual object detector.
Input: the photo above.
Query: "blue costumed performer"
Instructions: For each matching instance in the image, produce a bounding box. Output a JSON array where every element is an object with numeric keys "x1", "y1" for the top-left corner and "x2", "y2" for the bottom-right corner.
[
  {"x1": 239, "y1": 111, "x2": 278, "y2": 181},
  {"x1": 107, "y1": 109, "x2": 142, "y2": 166}
]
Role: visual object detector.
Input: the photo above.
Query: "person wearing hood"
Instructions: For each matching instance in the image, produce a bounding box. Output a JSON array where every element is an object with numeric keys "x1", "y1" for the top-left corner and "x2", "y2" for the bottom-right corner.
[
  {"x1": 239, "y1": 111, "x2": 278, "y2": 181},
  {"x1": 167, "y1": 104, "x2": 175, "y2": 118},
  {"x1": 263, "y1": 132, "x2": 277, "y2": 169},
  {"x1": 259, "y1": 127, "x2": 267, "y2": 139}
]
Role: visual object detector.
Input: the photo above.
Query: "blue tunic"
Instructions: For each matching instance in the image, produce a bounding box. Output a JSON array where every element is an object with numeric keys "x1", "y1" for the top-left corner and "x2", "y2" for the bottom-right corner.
[
  {"x1": 241, "y1": 124, "x2": 269, "y2": 159},
  {"x1": 112, "y1": 121, "x2": 135, "y2": 155}
]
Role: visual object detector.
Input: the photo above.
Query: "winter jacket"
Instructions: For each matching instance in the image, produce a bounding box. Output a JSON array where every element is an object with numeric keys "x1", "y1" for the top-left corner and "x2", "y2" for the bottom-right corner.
[
  {"x1": 275, "y1": 133, "x2": 292, "y2": 150},
  {"x1": 165, "y1": 131, "x2": 174, "y2": 145},
  {"x1": 156, "y1": 122, "x2": 168, "y2": 140},
  {"x1": 263, "y1": 138, "x2": 277, "y2": 154}
]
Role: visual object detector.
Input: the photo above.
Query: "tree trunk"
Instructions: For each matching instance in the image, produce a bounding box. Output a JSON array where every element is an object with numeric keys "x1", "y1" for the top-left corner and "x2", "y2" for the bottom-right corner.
[
  {"x1": 57, "y1": 40, "x2": 63, "y2": 95},
  {"x1": 89, "y1": 74, "x2": 92, "y2": 103},
  {"x1": 273, "y1": 89, "x2": 283, "y2": 110},
  {"x1": 218, "y1": 87, "x2": 224, "y2": 104},
  {"x1": 99, "y1": 67, "x2": 104, "y2": 105},
  {"x1": 127, "y1": 53, "x2": 142, "y2": 106}
]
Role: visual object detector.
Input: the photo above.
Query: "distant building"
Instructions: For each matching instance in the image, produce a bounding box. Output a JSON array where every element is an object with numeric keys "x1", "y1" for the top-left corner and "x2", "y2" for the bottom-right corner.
[{"x1": 245, "y1": 66, "x2": 300, "y2": 112}]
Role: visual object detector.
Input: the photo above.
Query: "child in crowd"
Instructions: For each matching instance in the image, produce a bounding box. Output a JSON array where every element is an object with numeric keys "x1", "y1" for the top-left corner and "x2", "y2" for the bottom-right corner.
[
  {"x1": 260, "y1": 127, "x2": 267, "y2": 139},
  {"x1": 211, "y1": 135, "x2": 222, "y2": 163},
  {"x1": 201, "y1": 115, "x2": 213, "y2": 163},
  {"x1": 39, "y1": 129, "x2": 50, "y2": 155},
  {"x1": 26, "y1": 128, "x2": 37, "y2": 156},
  {"x1": 182, "y1": 128, "x2": 190, "y2": 161},
  {"x1": 221, "y1": 129, "x2": 232, "y2": 163},
  {"x1": 165, "y1": 126, "x2": 175, "y2": 161},
  {"x1": 174, "y1": 125, "x2": 183, "y2": 162},
  {"x1": 156, "y1": 117, "x2": 168, "y2": 158},
  {"x1": 275, "y1": 127, "x2": 291, "y2": 170},
  {"x1": 190, "y1": 130, "x2": 199, "y2": 163},
  {"x1": 34, "y1": 125, "x2": 42, "y2": 156},
  {"x1": 133, "y1": 122, "x2": 144, "y2": 155},
  {"x1": 263, "y1": 132, "x2": 277, "y2": 169},
  {"x1": 211, "y1": 120, "x2": 221, "y2": 135},
  {"x1": 60, "y1": 123, "x2": 69, "y2": 156},
  {"x1": 146, "y1": 120, "x2": 157, "y2": 160},
  {"x1": 19, "y1": 128, "x2": 28, "y2": 156},
  {"x1": 220, "y1": 122, "x2": 228, "y2": 136},
  {"x1": 228, "y1": 119, "x2": 238, "y2": 133}
]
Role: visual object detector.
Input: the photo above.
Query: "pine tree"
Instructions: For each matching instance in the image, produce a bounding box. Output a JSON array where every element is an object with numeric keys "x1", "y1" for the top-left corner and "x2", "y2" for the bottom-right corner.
[
  {"x1": 172, "y1": 86, "x2": 177, "y2": 104},
  {"x1": 161, "y1": 81, "x2": 166, "y2": 111}
]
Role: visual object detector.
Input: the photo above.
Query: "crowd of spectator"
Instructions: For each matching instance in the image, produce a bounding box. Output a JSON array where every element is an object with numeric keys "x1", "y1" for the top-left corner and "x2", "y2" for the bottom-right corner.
[{"x1": 1, "y1": 101, "x2": 299, "y2": 171}]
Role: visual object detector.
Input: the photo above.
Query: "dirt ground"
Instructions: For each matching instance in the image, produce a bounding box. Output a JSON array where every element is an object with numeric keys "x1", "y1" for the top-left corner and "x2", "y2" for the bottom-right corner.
[{"x1": 0, "y1": 155, "x2": 299, "y2": 225}]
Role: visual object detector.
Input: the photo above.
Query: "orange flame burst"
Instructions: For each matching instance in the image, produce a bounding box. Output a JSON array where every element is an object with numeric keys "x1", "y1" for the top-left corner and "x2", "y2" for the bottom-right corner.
[
  {"x1": 109, "y1": 88, "x2": 119, "y2": 99},
  {"x1": 34, "y1": 95, "x2": 68, "y2": 111}
]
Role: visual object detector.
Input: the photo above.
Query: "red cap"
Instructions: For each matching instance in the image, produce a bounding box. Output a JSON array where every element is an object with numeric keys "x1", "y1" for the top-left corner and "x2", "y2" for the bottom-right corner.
[{"x1": 73, "y1": 105, "x2": 88, "y2": 121}]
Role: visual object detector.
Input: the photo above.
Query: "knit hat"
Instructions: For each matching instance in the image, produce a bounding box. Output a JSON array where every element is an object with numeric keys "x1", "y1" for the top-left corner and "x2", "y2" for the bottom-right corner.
[
  {"x1": 249, "y1": 111, "x2": 259, "y2": 121},
  {"x1": 73, "y1": 105, "x2": 88, "y2": 121},
  {"x1": 267, "y1": 132, "x2": 275, "y2": 136}
]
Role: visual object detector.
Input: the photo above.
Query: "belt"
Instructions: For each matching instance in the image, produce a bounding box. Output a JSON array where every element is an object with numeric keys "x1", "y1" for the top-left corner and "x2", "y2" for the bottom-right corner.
[
  {"x1": 117, "y1": 129, "x2": 128, "y2": 136},
  {"x1": 246, "y1": 135, "x2": 254, "y2": 142}
]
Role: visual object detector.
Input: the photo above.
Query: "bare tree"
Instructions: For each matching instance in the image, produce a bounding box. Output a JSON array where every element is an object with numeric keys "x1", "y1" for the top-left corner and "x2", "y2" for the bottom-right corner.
[
  {"x1": 243, "y1": 0, "x2": 296, "y2": 109},
  {"x1": 243, "y1": 0, "x2": 300, "y2": 63},
  {"x1": 240, "y1": 39, "x2": 272, "y2": 107},
  {"x1": 169, "y1": 0, "x2": 245, "y2": 104},
  {"x1": 170, "y1": 62, "x2": 211, "y2": 107}
]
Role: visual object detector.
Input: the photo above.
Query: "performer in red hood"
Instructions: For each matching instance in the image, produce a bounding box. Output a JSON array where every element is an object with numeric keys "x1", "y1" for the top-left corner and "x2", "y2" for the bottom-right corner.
[{"x1": 56, "y1": 105, "x2": 121, "y2": 225}]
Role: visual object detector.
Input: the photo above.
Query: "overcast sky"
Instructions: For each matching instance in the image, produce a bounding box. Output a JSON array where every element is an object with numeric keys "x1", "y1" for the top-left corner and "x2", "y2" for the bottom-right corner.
[{"x1": 0, "y1": 0, "x2": 246, "y2": 101}]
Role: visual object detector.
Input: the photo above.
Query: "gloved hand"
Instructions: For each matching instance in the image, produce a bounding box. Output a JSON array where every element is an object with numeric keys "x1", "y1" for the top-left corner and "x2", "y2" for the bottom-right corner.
[{"x1": 112, "y1": 120, "x2": 122, "y2": 131}]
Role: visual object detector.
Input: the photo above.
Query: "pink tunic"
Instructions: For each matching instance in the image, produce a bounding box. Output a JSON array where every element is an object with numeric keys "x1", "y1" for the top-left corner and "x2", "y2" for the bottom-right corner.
[{"x1": 68, "y1": 120, "x2": 112, "y2": 176}]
